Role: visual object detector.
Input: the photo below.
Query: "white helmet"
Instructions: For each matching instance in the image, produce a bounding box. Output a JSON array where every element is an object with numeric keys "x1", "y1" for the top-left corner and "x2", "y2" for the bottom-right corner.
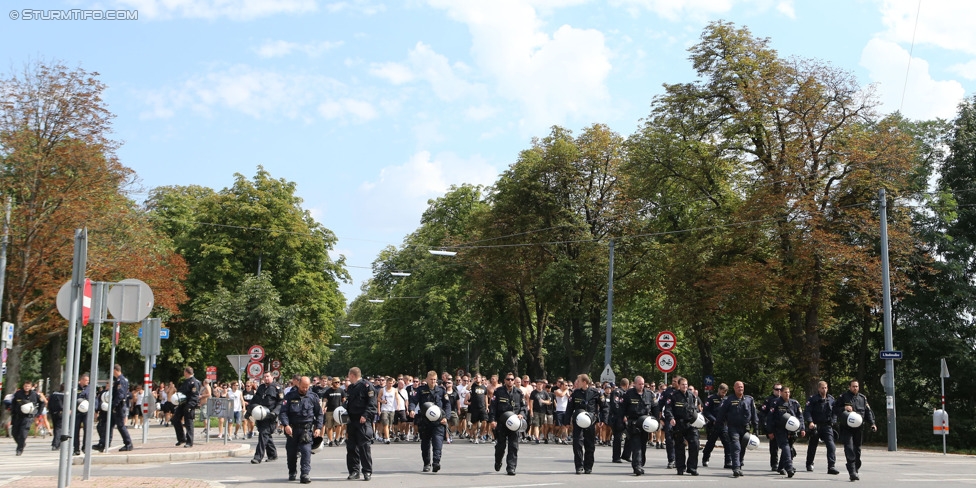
[
  {"x1": 745, "y1": 432, "x2": 761, "y2": 450},
  {"x1": 77, "y1": 399, "x2": 90, "y2": 414},
  {"x1": 640, "y1": 415, "x2": 660, "y2": 433},
  {"x1": 844, "y1": 411, "x2": 863, "y2": 428},
  {"x1": 575, "y1": 410, "x2": 595, "y2": 429},
  {"x1": 500, "y1": 411, "x2": 522, "y2": 432},
  {"x1": 333, "y1": 406, "x2": 349, "y2": 424},
  {"x1": 100, "y1": 392, "x2": 111, "y2": 411},
  {"x1": 425, "y1": 404, "x2": 443, "y2": 422},
  {"x1": 251, "y1": 405, "x2": 270, "y2": 421},
  {"x1": 170, "y1": 392, "x2": 186, "y2": 405},
  {"x1": 691, "y1": 413, "x2": 706, "y2": 429},
  {"x1": 784, "y1": 415, "x2": 802, "y2": 432},
  {"x1": 20, "y1": 402, "x2": 36, "y2": 415}
]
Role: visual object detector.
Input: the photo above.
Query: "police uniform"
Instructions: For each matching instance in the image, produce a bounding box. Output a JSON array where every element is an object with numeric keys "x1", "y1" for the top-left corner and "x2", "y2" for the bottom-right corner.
[
  {"x1": 251, "y1": 381, "x2": 282, "y2": 463},
  {"x1": 410, "y1": 382, "x2": 452, "y2": 472},
  {"x1": 760, "y1": 393, "x2": 780, "y2": 470},
  {"x1": 701, "y1": 392, "x2": 731, "y2": 468},
  {"x1": 658, "y1": 385, "x2": 677, "y2": 467},
  {"x1": 804, "y1": 392, "x2": 837, "y2": 473},
  {"x1": 609, "y1": 384, "x2": 629, "y2": 463},
  {"x1": 570, "y1": 385, "x2": 604, "y2": 473},
  {"x1": 279, "y1": 386, "x2": 324, "y2": 483},
  {"x1": 173, "y1": 374, "x2": 202, "y2": 447},
  {"x1": 765, "y1": 396, "x2": 804, "y2": 476},
  {"x1": 717, "y1": 391, "x2": 758, "y2": 476},
  {"x1": 49, "y1": 389, "x2": 65, "y2": 450},
  {"x1": 832, "y1": 389, "x2": 875, "y2": 480},
  {"x1": 489, "y1": 384, "x2": 527, "y2": 475},
  {"x1": 110, "y1": 373, "x2": 134, "y2": 449},
  {"x1": 11, "y1": 387, "x2": 40, "y2": 455},
  {"x1": 74, "y1": 382, "x2": 90, "y2": 454},
  {"x1": 622, "y1": 386, "x2": 660, "y2": 475},
  {"x1": 664, "y1": 389, "x2": 700, "y2": 475},
  {"x1": 344, "y1": 378, "x2": 377, "y2": 480}
]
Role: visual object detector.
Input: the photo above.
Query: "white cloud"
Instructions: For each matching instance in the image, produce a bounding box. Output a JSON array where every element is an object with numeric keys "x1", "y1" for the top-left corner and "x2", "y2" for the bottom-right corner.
[
  {"x1": 775, "y1": 0, "x2": 795, "y2": 19},
  {"x1": 465, "y1": 104, "x2": 500, "y2": 121},
  {"x1": 325, "y1": 0, "x2": 386, "y2": 15},
  {"x1": 140, "y1": 65, "x2": 379, "y2": 122},
  {"x1": 115, "y1": 0, "x2": 317, "y2": 20},
  {"x1": 878, "y1": 0, "x2": 976, "y2": 55},
  {"x1": 428, "y1": 0, "x2": 612, "y2": 132},
  {"x1": 370, "y1": 42, "x2": 484, "y2": 101},
  {"x1": 949, "y1": 60, "x2": 976, "y2": 81},
  {"x1": 255, "y1": 40, "x2": 343, "y2": 58},
  {"x1": 355, "y1": 150, "x2": 498, "y2": 230},
  {"x1": 860, "y1": 38, "x2": 965, "y2": 120}
]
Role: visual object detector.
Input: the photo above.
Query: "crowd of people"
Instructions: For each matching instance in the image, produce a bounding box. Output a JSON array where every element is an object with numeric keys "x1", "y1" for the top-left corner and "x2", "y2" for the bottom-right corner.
[{"x1": 4, "y1": 366, "x2": 877, "y2": 483}]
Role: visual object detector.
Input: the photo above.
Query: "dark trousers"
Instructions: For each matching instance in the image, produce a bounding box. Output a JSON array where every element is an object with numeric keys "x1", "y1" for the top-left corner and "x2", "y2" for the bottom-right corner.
[
  {"x1": 702, "y1": 423, "x2": 731, "y2": 466},
  {"x1": 172, "y1": 406, "x2": 196, "y2": 445},
  {"x1": 419, "y1": 422, "x2": 445, "y2": 467},
  {"x1": 774, "y1": 429, "x2": 795, "y2": 471},
  {"x1": 286, "y1": 426, "x2": 313, "y2": 477},
  {"x1": 51, "y1": 413, "x2": 64, "y2": 448},
  {"x1": 346, "y1": 418, "x2": 373, "y2": 475},
  {"x1": 12, "y1": 416, "x2": 30, "y2": 451},
  {"x1": 611, "y1": 421, "x2": 629, "y2": 461},
  {"x1": 674, "y1": 423, "x2": 700, "y2": 472},
  {"x1": 727, "y1": 426, "x2": 748, "y2": 469},
  {"x1": 254, "y1": 417, "x2": 278, "y2": 461},
  {"x1": 805, "y1": 423, "x2": 836, "y2": 468},
  {"x1": 838, "y1": 426, "x2": 863, "y2": 475},
  {"x1": 664, "y1": 421, "x2": 676, "y2": 463},
  {"x1": 74, "y1": 413, "x2": 89, "y2": 452},
  {"x1": 572, "y1": 424, "x2": 596, "y2": 471},
  {"x1": 494, "y1": 427, "x2": 519, "y2": 473},
  {"x1": 112, "y1": 408, "x2": 132, "y2": 447},
  {"x1": 627, "y1": 426, "x2": 649, "y2": 471},
  {"x1": 768, "y1": 426, "x2": 779, "y2": 468}
]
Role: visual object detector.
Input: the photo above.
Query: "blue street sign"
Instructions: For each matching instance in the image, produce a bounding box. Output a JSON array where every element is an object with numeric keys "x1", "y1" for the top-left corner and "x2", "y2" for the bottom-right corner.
[
  {"x1": 879, "y1": 350, "x2": 903, "y2": 360},
  {"x1": 138, "y1": 327, "x2": 170, "y2": 339},
  {"x1": 703, "y1": 375, "x2": 715, "y2": 386}
]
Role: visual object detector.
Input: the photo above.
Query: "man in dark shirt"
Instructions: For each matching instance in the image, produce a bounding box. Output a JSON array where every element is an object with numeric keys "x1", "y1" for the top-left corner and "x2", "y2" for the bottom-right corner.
[
  {"x1": 279, "y1": 376, "x2": 323, "y2": 484},
  {"x1": 832, "y1": 380, "x2": 876, "y2": 481},
  {"x1": 529, "y1": 379, "x2": 551, "y2": 444},
  {"x1": 621, "y1": 376, "x2": 660, "y2": 475},
  {"x1": 569, "y1": 374, "x2": 603, "y2": 474},
  {"x1": 409, "y1": 370, "x2": 452, "y2": 473},
  {"x1": 323, "y1": 377, "x2": 346, "y2": 446},
  {"x1": 173, "y1": 366, "x2": 202, "y2": 448},
  {"x1": 48, "y1": 384, "x2": 66, "y2": 451},
  {"x1": 489, "y1": 372, "x2": 527, "y2": 475},
  {"x1": 760, "y1": 383, "x2": 783, "y2": 471},
  {"x1": 717, "y1": 381, "x2": 758, "y2": 477},
  {"x1": 664, "y1": 376, "x2": 700, "y2": 476},
  {"x1": 701, "y1": 383, "x2": 730, "y2": 469},
  {"x1": 804, "y1": 380, "x2": 839, "y2": 474},
  {"x1": 344, "y1": 367, "x2": 376, "y2": 481},
  {"x1": 765, "y1": 386, "x2": 805, "y2": 477},
  {"x1": 466, "y1": 375, "x2": 488, "y2": 443},
  {"x1": 251, "y1": 372, "x2": 282, "y2": 464},
  {"x1": 11, "y1": 380, "x2": 41, "y2": 456}
]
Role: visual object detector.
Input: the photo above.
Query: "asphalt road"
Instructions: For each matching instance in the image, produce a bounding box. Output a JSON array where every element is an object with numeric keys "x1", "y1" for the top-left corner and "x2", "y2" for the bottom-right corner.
[{"x1": 3, "y1": 426, "x2": 974, "y2": 487}]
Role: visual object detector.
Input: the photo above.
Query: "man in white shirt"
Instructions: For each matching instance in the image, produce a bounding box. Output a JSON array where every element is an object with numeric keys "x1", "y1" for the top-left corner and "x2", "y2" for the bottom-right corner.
[{"x1": 228, "y1": 382, "x2": 244, "y2": 439}]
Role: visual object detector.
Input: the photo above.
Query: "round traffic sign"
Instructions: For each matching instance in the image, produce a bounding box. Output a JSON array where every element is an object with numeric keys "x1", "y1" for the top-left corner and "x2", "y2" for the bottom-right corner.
[
  {"x1": 56, "y1": 279, "x2": 94, "y2": 325},
  {"x1": 270, "y1": 370, "x2": 280, "y2": 379},
  {"x1": 656, "y1": 331, "x2": 677, "y2": 351},
  {"x1": 248, "y1": 344, "x2": 265, "y2": 362},
  {"x1": 656, "y1": 351, "x2": 677, "y2": 373},
  {"x1": 247, "y1": 361, "x2": 264, "y2": 378},
  {"x1": 106, "y1": 279, "x2": 155, "y2": 323},
  {"x1": 271, "y1": 359, "x2": 281, "y2": 370}
]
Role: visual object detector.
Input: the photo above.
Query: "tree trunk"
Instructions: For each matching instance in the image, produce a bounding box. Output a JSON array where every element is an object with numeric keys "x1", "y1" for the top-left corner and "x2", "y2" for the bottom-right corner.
[{"x1": 43, "y1": 335, "x2": 63, "y2": 390}]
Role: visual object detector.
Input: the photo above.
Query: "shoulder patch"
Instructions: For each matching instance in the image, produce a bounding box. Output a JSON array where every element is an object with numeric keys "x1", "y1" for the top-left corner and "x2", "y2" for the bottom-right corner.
[{"x1": 368, "y1": 389, "x2": 374, "y2": 397}]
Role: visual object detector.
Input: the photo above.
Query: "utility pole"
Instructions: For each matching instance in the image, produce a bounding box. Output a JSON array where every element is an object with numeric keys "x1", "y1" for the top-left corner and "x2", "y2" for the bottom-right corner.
[{"x1": 879, "y1": 188, "x2": 897, "y2": 451}]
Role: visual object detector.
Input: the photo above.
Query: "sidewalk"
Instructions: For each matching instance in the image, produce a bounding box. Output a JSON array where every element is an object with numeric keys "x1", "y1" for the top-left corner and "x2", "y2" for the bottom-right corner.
[
  {"x1": 1, "y1": 476, "x2": 224, "y2": 487},
  {"x1": 70, "y1": 439, "x2": 251, "y2": 465}
]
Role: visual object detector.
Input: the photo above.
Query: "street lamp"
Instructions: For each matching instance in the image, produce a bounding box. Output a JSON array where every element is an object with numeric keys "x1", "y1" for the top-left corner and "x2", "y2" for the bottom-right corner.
[
  {"x1": 348, "y1": 323, "x2": 361, "y2": 327},
  {"x1": 428, "y1": 250, "x2": 457, "y2": 256},
  {"x1": 368, "y1": 299, "x2": 385, "y2": 303},
  {"x1": 341, "y1": 335, "x2": 351, "y2": 339},
  {"x1": 391, "y1": 271, "x2": 411, "y2": 277}
]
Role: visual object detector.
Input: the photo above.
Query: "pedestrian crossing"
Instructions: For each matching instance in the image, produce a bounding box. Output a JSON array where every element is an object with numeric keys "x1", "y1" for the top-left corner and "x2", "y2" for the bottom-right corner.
[{"x1": 0, "y1": 440, "x2": 62, "y2": 479}]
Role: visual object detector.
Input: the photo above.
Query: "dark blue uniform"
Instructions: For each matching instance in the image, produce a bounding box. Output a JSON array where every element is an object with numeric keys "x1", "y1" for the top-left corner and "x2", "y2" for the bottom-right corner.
[
  {"x1": 760, "y1": 393, "x2": 780, "y2": 469},
  {"x1": 173, "y1": 375, "x2": 201, "y2": 447},
  {"x1": 489, "y1": 384, "x2": 527, "y2": 475},
  {"x1": 622, "y1": 387, "x2": 660, "y2": 475},
  {"x1": 49, "y1": 390, "x2": 65, "y2": 450},
  {"x1": 717, "y1": 392, "x2": 758, "y2": 475},
  {"x1": 608, "y1": 385, "x2": 629, "y2": 462},
  {"x1": 765, "y1": 397, "x2": 804, "y2": 475},
  {"x1": 570, "y1": 386, "x2": 604, "y2": 473},
  {"x1": 410, "y1": 382, "x2": 452, "y2": 471},
  {"x1": 658, "y1": 385, "x2": 677, "y2": 466},
  {"x1": 664, "y1": 389, "x2": 701, "y2": 475},
  {"x1": 804, "y1": 392, "x2": 837, "y2": 472},
  {"x1": 251, "y1": 382, "x2": 282, "y2": 463},
  {"x1": 111, "y1": 374, "x2": 133, "y2": 449},
  {"x1": 10, "y1": 388, "x2": 40, "y2": 455},
  {"x1": 701, "y1": 392, "x2": 732, "y2": 468},
  {"x1": 74, "y1": 382, "x2": 90, "y2": 454},
  {"x1": 833, "y1": 390, "x2": 875, "y2": 480},
  {"x1": 344, "y1": 378, "x2": 377, "y2": 479},
  {"x1": 279, "y1": 387, "x2": 324, "y2": 482}
]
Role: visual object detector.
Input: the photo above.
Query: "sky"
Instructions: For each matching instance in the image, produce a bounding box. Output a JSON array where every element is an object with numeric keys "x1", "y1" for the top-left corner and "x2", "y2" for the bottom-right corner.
[{"x1": 3, "y1": 0, "x2": 976, "y2": 304}]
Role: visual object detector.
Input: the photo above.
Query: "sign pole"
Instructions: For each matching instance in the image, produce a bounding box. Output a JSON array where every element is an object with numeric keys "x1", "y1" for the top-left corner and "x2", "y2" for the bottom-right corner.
[
  {"x1": 58, "y1": 228, "x2": 86, "y2": 488},
  {"x1": 105, "y1": 322, "x2": 119, "y2": 448},
  {"x1": 940, "y1": 358, "x2": 949, "y2": 455},
  {"x1": 879, "y1": 188, "x2": 897, "y2": 451},
  {"x1": 82, "y1": 283, "x2": 106, "y2": 480}
]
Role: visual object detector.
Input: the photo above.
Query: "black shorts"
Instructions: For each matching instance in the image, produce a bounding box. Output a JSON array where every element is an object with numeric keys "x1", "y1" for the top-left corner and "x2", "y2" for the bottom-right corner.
[{"x1": 469, "y1": 409, "x2": 487, "y2": 423}]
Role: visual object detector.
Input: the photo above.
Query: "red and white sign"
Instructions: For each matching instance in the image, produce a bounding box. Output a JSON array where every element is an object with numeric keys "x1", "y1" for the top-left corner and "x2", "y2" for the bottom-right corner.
[
  {"x1": 656, "y1": 351, "x2": 677, "y2": 373},
  {"x1": 656, "y1": 330, "x2": 676, "y2": 351},
  {"x1": 270, "y1": 359, "x2": 281, "y2": 370},
  {"x1": 270, "y1": 370, "x2": 280, "y2": 379},
  {"x1": 248, "y1": 344, "x2": 265, "y2": 362},
  {"x1": 247, "y1": 361, "x2": 264, "y2": 379},
  {"x1": 206, "y1": 366, "x2": 217, "y2": 381},
  {"x1": 82, "y1": 279, "x2": 92, "y2": 325}
]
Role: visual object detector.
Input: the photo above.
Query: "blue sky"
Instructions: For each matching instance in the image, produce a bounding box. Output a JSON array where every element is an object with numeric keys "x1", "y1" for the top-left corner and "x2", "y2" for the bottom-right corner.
[{"x1": 4, "y1": 0, "x2": 975, "y2": 303}]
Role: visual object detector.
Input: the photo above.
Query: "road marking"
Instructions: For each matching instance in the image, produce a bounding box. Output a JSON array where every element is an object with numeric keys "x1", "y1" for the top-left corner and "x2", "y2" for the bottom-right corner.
[{"x1": 470, "y1": 483, "x2": 563, "y2": 488}]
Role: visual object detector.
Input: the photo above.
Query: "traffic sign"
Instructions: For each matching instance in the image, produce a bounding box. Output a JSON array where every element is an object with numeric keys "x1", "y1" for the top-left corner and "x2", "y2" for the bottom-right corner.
[
  {"x1": 703, "y1": 374, "x2": 715, "y2": 391},
  {"x1": 656, "y1": 331, "x2": 676, "y2": 351},
  {"x1": 106, "y1": 279, "x2": 155, "y2": 323},
  {"x1": 206, "y1": 366, "x2": 217, "y2": 381},
  {"x1": 656, "y1": 351, "x2": 677, "y2": 373},
  {"x1": 247, "y1": 361, "x2": 264, "y2": 379},
  {"x1": 82, "y1": 279, "x2": 92, "y2": 325},
  {"x1": 271, "y1": 359, "x2": 282, "y2": 370},
  {"x1": 270, "y1": 369, "x2": 281, "y2": 379},
  {"x1": 879, "y1": 350, "x2": 903, "y2": 360},
  {"x1": 248, "y1": 344, "x2": 265, "y2": 362},
  {"x1": 137, "y1": 327, "x2": 170, "y2": 339},
  {"x1": 1, "y1": 321, "x2": 12, "y2": 342}
]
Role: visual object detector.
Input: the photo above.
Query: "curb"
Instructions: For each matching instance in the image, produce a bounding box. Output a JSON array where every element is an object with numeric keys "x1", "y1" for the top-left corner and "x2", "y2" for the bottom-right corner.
[{"x1": 71, "y1": 443, "x2": 251, "y2": 465}]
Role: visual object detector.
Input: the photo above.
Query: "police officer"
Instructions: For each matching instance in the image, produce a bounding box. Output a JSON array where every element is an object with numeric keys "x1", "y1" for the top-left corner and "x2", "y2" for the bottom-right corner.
[
  {"x1": 832, "y1": 379, "x2": 876, "y2": 481},
  {"x1": 11, "y1": 380, "x2": 41, "y2": 456},
  {"x1": 251, "y1": 372, "x2": 282, "y2": 464},
  {"x1": 74, "y1": 373, "x2": 91, "y2": 455},
  {"x1": 664, "y1": 376, "x2": 700, "y2": 476},
  {"x1": 609, "y1": 378, "x2": 630, "y2": 463},
  {"x1": 173, "y1": 366, "x2": 202, "y2": 447},
  {"x1": 622, "y1": 376, "x2": 660, "y2": 475},
  {"x1": 701, "y1": 383, "x2": 731, "y2": 469},
  {"x1": 766, "y1": 386, "x2": 804, "y2": 477},
  {"x1": 344, "y1": 366, "x2": 376, "y2": 481},
  {"x1": 489, "y1": 372, "x2": 527, "y2": 476},
  {"x1": 569, "y1": 374, "x2": 603, "y2": 474},
  {"x1": 279, "y1": 376, "x2": 323, "y2": 484},
  {"x1": 109, "y1": 364, "x2": 134, "y2": 451},
  {"x1": 760, "y1": 383, "x2": 783, "y2": 471},
  {"x1": 804, "y1": 380, "x2": 839, "y2": 474},
  {"x1": 657, "y1": 376, "x2": 679, "y2": 468},
  {"x1": 409, "y1": 370, "x2": 451, "y2": 473},
  {"x1": 49, "y1": 384, "x2": 66, "y2": 451},
  {"x1": 717, "y1": 381, "x2": 758, "y2": 478}
]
